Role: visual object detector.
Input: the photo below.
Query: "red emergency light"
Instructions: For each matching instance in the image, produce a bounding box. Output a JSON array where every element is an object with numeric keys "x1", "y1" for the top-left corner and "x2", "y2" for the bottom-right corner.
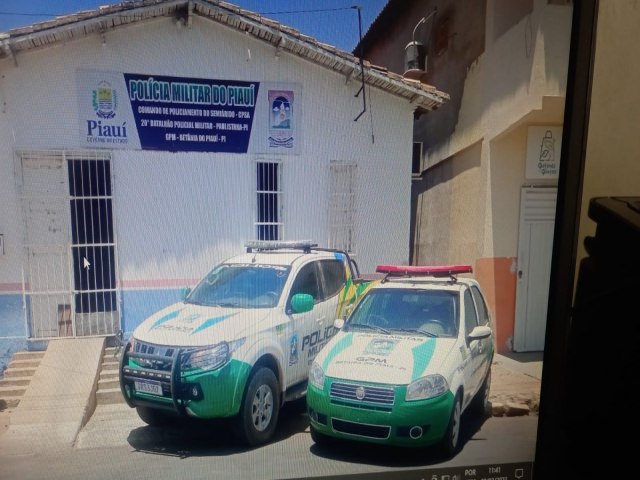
[{"x1": 376, "y1": 265, "x2": 473, "y2": 276}]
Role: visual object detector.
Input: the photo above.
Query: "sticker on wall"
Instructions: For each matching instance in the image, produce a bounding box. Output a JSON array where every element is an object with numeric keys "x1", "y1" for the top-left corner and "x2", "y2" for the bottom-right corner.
[
  {"x1": 526, "y1": 126, "x2": 562, "y2": 181},
  {"x1": 268, "y1": 90, "x2": 294, "y2": 149}
]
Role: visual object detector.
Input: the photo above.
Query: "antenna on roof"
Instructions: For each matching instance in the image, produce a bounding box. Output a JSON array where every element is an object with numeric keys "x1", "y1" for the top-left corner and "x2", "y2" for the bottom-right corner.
[{"x1": 351, "y1": 5, "x2": 367, "y2": 123}]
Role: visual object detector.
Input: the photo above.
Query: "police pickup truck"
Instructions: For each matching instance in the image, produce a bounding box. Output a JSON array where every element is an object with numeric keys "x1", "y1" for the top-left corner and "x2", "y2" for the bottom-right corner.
[{"x1": 119, "y1": 241, "x2": 371, "y2": 446}]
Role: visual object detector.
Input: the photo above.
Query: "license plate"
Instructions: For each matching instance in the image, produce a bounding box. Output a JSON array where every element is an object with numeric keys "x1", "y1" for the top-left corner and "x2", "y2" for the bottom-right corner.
[{"x1": 134, "y1": 379, "x2": 163, "y2": 396}]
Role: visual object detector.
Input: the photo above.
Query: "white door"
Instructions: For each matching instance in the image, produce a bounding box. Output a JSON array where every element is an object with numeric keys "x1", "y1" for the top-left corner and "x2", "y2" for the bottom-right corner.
[
  {"x1": 21, "y1": 152, "x2": 74, "y2": 338},
  {"x1": 20, "y1": 151, "x2": 120, "y2": 338},
  {"x1": 514, "y1": 187, "x2": 557, "y2": 352}
]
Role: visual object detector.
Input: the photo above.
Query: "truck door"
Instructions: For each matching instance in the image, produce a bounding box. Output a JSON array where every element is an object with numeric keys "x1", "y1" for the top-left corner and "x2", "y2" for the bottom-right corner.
[{"x1": 286, "y1": 261, "x2": 325, "y2": 385}]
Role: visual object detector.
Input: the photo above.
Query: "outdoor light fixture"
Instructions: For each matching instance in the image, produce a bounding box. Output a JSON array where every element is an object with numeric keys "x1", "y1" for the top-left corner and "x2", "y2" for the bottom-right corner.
[{"x1": 404, "y1": 8, "x2": 437, "y2": 80}]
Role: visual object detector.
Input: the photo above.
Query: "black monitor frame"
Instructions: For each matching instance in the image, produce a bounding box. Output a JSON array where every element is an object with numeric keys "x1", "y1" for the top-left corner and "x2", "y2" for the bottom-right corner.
[{"x1": 534, "y1": 0, "x2": 599, "y2": 478}]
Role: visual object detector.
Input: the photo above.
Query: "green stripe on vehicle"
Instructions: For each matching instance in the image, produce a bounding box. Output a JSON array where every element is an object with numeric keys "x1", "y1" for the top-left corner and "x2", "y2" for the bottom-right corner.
[
  {"x1": 322, "y1": 332, "x2": 353, "y2": 370},
  {"x1": 411, "y1": 338, "x2": 436, "y2": 381}
]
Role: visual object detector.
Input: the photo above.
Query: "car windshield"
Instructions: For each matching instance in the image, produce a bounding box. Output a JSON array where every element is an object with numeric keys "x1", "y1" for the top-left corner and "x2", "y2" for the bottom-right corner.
[
  {"x1": 186, "y1": 263, "x2": 291, "y2": 309},
  {"x1": 346, "y1": 288, "x2": 459, "y2": 338}
]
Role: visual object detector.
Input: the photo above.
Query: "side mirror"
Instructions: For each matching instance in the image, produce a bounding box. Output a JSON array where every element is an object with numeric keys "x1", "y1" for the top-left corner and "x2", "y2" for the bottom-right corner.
[
  {"x1": 468, "y1": 325, "x2": 492, "y2": 341},
  {"x1": 291, "y1": 293, "x2": 314, "y2": 314},
  {"x1": 333, "y1": 318, "x2": 345, "y2": 330},
  {"x1": 180, "y1": 287, "x2": 192, "y2": 301}
]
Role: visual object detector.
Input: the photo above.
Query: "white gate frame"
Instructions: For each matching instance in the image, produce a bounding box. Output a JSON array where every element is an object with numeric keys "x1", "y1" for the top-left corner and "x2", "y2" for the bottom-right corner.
[{"x1": 18, "y1": 150, "x2": 121, "y2": 339}]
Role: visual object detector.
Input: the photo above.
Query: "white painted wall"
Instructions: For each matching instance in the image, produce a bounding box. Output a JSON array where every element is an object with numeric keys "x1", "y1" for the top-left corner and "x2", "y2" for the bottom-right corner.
[
  {"x1": 0, "y1": 91, "x2": 25, "y2": 284},
  {"x1": 0, "y1": 15, "x2": 412, "y2": 286}
]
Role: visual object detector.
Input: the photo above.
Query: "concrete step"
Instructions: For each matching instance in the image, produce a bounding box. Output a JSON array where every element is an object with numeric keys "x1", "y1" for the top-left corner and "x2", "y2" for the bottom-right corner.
[
  {"x1": 8, "y1": 359, "x2": 41, "y2": 369},
  {"x1": 11, "y1": 351, "x2": 45, "y2": 361},
  {"x1": 104, "y1": 347, "x2": 122, "y2": 357},
  {"x1": 0, "y1": 397, "x2": 20, "y2": 409},
  {"x1": 0, "y1": 376, "x2": 32, "y2": 387},
  {"x1": 100, "y1": 369, "x2": 118, "y2": 380},
  {"x1": 0, "y1": 385, "x2": 27, "y2": 397},
  {"x1": 101, "y1": 361, "x2": 119, "y2": 371},
  {"x1": 98, "y1": 377, "x2": 120, "y2": 390},
  {"x1": 96, "y1": 387, "x2": 125, "y2": 405},
  {"x1": 2, "y1": 367, "x2": 36, "y2": 378}
]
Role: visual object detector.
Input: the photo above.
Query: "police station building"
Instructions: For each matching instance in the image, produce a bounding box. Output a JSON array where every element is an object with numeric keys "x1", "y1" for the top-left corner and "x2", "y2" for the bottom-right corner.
[{"x1": 0, "y1": 1, "x2": 447, "y2": 366}]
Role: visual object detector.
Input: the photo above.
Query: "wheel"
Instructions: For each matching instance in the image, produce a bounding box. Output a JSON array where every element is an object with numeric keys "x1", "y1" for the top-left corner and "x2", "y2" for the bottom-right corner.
[
  {"x1": 470, "y1": 367, "x2": 491, "y2": 417},
  {"x1": 439, "y1": 393, "x2": 462, "y2": 458},
  {"x1": 233, "y1": 367, "x2": 280, "y2": 446},
  {"x1": 310, "y1": 425, "x2": 331, "y2": 447},
  {"x1": 136, "y1": 406, "x2": 176, "y2": 426}
]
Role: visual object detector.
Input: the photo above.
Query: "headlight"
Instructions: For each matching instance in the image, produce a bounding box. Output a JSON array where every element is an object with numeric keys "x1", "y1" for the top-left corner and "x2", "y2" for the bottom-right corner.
[
  {"x1": 309, "y1": 362, "x2": 325, "y2": 390},
  {"x1": 405, "y1": 374, "x2": 449, "y2": 401},
  {"x1": 182, "y1": 338, "x2": 245, "y2": 372}
]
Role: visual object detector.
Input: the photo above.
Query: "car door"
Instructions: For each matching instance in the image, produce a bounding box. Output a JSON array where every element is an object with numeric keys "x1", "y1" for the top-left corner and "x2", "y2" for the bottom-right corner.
[
  {"x1": 470, "y1": 285, "x2": 494, "y2": 380},
  {"x1": 462, "y1": 287, "x2": 483, "y2": 406}
]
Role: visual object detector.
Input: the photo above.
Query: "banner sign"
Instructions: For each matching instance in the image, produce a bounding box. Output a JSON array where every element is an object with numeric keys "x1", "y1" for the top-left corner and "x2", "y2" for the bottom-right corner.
[
  {"x1": 526, "y1": 126, "x2": 562, "y2": 181},
  {"x1": 78, "y1": 70, "x2": 259, "y2": 153}
]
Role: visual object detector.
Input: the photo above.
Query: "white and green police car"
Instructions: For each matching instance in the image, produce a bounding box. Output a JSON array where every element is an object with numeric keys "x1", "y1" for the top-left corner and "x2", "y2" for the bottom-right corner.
[
  {"x1": 119, "y1": 241, "x2": 372, "y2": 446},
  {"x1": 307, "y1": 265, "x2": 494, "y2": 456}
]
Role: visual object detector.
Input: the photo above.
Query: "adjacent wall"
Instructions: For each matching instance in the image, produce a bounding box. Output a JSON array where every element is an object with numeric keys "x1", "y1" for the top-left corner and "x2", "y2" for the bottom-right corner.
[{"x1": 410, "y1": 0, "x2": 571, "y2": 352}]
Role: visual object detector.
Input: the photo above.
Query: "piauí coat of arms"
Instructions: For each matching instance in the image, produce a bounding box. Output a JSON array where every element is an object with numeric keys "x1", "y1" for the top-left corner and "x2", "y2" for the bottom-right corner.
[{"x1": 92, "y1": 81, "x2": 118, "y2": 119}]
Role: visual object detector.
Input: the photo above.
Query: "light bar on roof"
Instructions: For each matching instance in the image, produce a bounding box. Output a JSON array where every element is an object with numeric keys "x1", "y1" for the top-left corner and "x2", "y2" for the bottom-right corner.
[
  {"x1": 245, "y1": 240, "x2": 318, "y2": 252},
  {"x1": 376, "y1": 265, "x2": 473, "y2": 276}
]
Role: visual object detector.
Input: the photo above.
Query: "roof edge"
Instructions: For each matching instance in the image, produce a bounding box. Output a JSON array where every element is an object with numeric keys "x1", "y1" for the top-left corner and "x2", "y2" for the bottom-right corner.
[{"x1": 0, "y1": 0, "x2": 448, "y2": 111}]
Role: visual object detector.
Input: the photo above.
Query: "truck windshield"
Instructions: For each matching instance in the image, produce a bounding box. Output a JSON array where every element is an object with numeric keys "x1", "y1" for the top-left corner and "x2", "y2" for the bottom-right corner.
[{"x1": 186, "y1": 264, "x2": 291, "y2": 309}]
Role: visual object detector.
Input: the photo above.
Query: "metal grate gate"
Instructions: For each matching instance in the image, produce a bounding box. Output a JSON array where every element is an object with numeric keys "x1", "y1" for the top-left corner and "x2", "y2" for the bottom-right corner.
[
  {"x1": 20, "y1": 151, "x2": 119, "y2": 338},
  {"x1": 328, "y1": 161, "x2": 357, "y2": 254}
]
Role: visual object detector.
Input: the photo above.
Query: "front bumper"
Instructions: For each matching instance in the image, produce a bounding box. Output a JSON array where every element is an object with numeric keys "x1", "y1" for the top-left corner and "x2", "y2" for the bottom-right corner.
[
  {"x1": 307, "y1": 378, "x2": 455, "y2": 447},
  {"x1": 119, "y1": 341, "x2": 250, "y2": 418}
]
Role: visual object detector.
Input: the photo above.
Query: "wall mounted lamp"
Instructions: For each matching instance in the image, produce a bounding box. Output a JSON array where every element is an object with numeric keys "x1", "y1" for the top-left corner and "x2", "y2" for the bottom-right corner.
[{"x1": 404, "y1": 8, "x2": 437, "y2": 80}]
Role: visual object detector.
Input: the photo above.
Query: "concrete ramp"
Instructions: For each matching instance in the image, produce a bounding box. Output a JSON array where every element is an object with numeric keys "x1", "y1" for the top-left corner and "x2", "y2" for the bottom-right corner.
[{"x1": 0, "y1": 337, "x2": 105, "y2": 456}]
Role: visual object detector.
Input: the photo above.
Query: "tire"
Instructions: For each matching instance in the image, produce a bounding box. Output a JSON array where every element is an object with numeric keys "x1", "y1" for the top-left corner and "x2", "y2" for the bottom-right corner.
[
  {"x1": 470, "y1": 367, "x2": 491, "y2": 417},
  {"x1": 310, "y1": 425, "x2": 330, "y2": 447},
  {"x1": 136, "y1": 406, "x2": 176, "y2": 426},
  {"x1": 439, "y1": 393, "x2": 462, "y2": 459},
  {"x1": 233, "y1": 367, "x2": 280, "y2": 447}
]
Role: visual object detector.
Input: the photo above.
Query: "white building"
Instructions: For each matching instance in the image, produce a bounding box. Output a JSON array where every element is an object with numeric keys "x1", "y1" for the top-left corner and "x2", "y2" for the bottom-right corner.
[{"x1": 0, "y1": 1, "x2": 447, "y2": 367}]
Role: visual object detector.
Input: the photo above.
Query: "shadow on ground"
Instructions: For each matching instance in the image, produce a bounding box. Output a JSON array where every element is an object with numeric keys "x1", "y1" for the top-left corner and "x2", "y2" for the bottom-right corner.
[
  {"x1": 125, "y1": 401, "x2": 490, "y2": 468},
  {"x1": 126, "y1": 399, "x2": 309, "y2": 458}
]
